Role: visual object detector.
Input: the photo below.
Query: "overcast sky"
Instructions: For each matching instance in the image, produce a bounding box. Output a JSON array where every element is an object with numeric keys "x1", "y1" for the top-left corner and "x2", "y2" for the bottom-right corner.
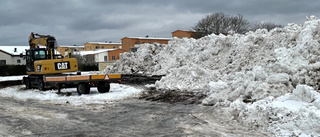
[{"x1": 0, "y1": 0, "x2": 319, "y2": 46}]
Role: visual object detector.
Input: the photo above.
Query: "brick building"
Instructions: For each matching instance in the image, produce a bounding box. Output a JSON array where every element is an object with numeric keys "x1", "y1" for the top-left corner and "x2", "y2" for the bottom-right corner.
[
  {"x1": 84, "y1": 42, "x2": 121, "y2": 51},
  {"x1": 121, "y1": 36, "x2": 171, "y2": 51},
  {"x1": 172, "y1": 30, "x2": 196, "y2": 39}
]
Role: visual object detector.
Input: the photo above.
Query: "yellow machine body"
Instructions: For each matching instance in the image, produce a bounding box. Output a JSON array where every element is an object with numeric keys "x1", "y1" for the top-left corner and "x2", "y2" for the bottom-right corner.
[
  {"x1": 27, "y1": 58, "x2": 78, "y2": 75},
  {"x1": 25, "y1": 32, "x2": 79, "y2": 75}
]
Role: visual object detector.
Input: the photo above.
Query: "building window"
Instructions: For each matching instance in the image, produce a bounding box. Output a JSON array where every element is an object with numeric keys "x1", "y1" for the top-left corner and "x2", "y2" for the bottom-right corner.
[
  {"x1": 17, "y1": 59, "x2": 21, "y2": 64},
  {"x1": 130, "y1": 47, "x2": 138, "y2": 52},
  {"x1": 113, "y1": 46, "x2": 115, "y2": 48},
  {"x1": 112, "y1": 56, "x2": 115, "y2": 60},
  {"x1": 104, "y1": 56, "x2": 108, "y2": 61},
  {"x1": 148, "y1": 42, "x2": 151, "y2": 44},
  {"x1": 0, "y1": 60, "x2": 6, "y2": 66},
  {"x1": 183, "y1": 35, "x2": 186, "y2": 38}
]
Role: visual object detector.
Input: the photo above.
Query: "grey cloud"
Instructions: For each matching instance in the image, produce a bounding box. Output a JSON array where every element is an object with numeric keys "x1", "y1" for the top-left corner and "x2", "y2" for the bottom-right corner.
[
  {"x1": 69, "y1": 16, "x2": 130, "y2": 31},
  {"x1": 0, "y1": 0, "x2": 319, "y2": 45},
  {"x1": 0, "y1": 1, "x2": 75, "y2": 26}
]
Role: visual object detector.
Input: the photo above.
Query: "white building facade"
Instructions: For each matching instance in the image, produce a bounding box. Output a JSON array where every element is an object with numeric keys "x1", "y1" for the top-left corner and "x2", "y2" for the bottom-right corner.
[{"x1": 0, "y1": 46, "x2": 27, "y2": 65}]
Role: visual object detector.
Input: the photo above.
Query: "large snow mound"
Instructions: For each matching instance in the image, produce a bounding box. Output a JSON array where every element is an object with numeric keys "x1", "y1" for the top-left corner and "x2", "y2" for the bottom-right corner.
[{"x1": 106, "y1": 16, "x2": 320, "y2": 136}]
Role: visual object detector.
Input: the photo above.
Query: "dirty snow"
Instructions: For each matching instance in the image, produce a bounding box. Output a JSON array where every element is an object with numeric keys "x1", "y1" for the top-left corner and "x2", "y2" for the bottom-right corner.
[
  {"x1": 106, "y1": 16, "x2": 320, "y2": 136},
  {"x1": 0, "y1": 84, "x2": 142, "y2": 106}
]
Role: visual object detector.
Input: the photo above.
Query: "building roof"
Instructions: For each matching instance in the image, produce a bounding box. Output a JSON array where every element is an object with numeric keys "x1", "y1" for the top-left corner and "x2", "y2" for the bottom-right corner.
[
  {"x1": 75, "y1": 48, "x2": 127, "y2": 56},
  {"x1": 58, "y1": 45, "x2": 85, "y2": 48},
  {"x1": 0, "y1": 46, "x2": 63, "y2": 56},
  {"x1": 122, "y1": 36, "x2": 172, "y2": 40},
  {"x1": 0, "y1": 46, "x2": 29, "y2": 55},
  {"x1": 85, "y1": 42, "x2": 121, "y2": 45},
  {"x1": 75, "y1": 49, "x2": 117, "y2": 56},
  {"x1": 172, "y1": 30, "x2": 196, "y2": 33}
]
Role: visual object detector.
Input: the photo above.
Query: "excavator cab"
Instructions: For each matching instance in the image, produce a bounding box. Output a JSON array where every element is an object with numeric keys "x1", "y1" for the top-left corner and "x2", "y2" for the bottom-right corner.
[{"x1": 25, "y1": 48, "x2": 47, "y2": 72}]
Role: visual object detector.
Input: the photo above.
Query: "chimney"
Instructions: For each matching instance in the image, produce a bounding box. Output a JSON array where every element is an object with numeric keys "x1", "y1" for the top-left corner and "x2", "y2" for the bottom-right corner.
[{"x1": 14, "y1": 48, "x2": 17, "y2": 52}]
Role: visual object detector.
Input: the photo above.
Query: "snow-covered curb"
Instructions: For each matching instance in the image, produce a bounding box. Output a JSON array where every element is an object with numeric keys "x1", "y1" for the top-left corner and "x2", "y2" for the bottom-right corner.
[{"x1": 0, "y1": 75, "x2": 24, "y2": 82}]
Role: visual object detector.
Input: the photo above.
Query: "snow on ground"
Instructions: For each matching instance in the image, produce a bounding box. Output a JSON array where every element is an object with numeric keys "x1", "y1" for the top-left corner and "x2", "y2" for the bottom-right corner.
[
  {"x1": 0, "y1": 83, "x2": 142, "y2": 106},
  {"x1": 0, "y1": 75, "x2": 24, "y2": 82},
  {"x1": 105, "y1": 16, "x2": 320, "y2": 136}
]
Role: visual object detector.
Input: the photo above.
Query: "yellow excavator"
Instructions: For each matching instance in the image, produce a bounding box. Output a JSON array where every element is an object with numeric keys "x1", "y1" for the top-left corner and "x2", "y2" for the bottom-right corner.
[
  {"x1": 23, "y1": 32, "x2": 78, "y2": 90},
  {"x1": 22, "y1": 32, "x2": 120, "y2": 94},
  {"x1": 26, "y1": 32, "x2": 78, "y2": 74}
]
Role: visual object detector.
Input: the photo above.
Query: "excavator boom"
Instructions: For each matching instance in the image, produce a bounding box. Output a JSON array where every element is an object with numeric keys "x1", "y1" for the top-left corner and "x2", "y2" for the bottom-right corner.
[{"x1": 29, "y1": 32, "x2": 56, "y2": 48}]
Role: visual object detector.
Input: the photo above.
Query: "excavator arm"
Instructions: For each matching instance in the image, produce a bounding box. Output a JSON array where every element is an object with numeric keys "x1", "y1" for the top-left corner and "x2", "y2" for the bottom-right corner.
[
  {"x1": 29, "y1": 32, "x2": 57, "y2": 59},
  {"x1": 29, "y1": 32, "x2": 56, "y2": 48}
]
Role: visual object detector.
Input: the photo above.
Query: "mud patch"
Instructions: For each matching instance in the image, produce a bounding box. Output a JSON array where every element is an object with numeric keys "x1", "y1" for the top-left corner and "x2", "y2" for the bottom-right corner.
[
  {"x1": 139, "y1": 90, "x2": 206, "y2": 104},
  {"x1": 0, "y1": 80, "x2": 22, "y2": 89},
  {"x1": 6, "y1": 106, "x2": 68, "y2": 120}
]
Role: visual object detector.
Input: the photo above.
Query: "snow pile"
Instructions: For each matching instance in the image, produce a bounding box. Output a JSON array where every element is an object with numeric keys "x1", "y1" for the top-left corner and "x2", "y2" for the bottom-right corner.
[
  {"x1": 106, "y1": 16, "x2": 320, "y2": 135},
  {"x1": 231, "y1": 85, "x2": 320, "y2": 136}
]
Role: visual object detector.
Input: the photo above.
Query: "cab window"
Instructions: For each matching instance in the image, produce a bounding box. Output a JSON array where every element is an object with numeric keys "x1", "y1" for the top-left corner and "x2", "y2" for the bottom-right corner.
[{"x1": 34, "y1": 50, "x2": 46, "y2": 59}]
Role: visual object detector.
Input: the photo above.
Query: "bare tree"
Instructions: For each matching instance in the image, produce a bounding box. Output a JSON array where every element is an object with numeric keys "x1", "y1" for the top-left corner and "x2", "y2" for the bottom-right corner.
[
  {"x1": 73, "y1": 55, "x2": 95, "y2": 65},
  {"x1": 192, "y1": 12, "x2": 249, "y2": 38},
  {"x1": 250, "y1": 22, "x2": 283, "y2": 31}
]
